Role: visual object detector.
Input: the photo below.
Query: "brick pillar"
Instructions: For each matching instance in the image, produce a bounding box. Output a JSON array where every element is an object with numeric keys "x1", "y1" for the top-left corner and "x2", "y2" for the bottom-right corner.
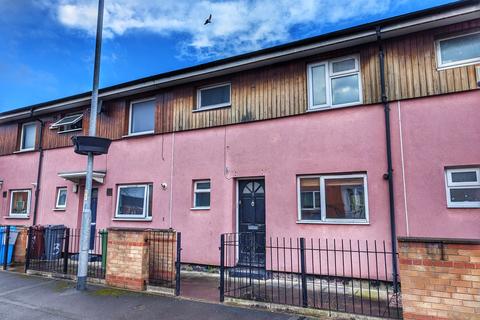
[
  {"x1": 398, "y1": 237, "x2": 480, "y2": 320},
  {"x1": 13, "y1": 226, "x2": 28, "y2": 264},
  {"x1": 106, "y1": 228, "x2": 149, "y2": 291}
]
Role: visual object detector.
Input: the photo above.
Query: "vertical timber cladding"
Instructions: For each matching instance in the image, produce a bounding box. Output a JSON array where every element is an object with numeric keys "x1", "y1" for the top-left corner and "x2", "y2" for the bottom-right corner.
[
  {"x1": 1, "y1": 20, "x2": 479, "y2": 153},
  {"x1": 0, "y1": 123, "x2": 18, "y2": 155}
]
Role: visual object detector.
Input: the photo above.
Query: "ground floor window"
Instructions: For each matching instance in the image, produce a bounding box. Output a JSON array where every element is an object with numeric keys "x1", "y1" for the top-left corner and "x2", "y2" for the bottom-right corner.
[
  {"x1": 193, "y1": 180, "x2": 211, "y2": 209},
  {"x1": 10, "y1": 189, "x2": 31, "y2": 217},
  {"x1": 115, "y1": 184, "x2": 153, "y2": 219},
  {"x1": 55, "y1": 187, "x2": 67, "y2": 209},
  {"x1": 445, "y1": 167, "x2": 480, "y2": 208},
  {"x1": 297, "y1": 174, "x2": 368, "y2": 223}
]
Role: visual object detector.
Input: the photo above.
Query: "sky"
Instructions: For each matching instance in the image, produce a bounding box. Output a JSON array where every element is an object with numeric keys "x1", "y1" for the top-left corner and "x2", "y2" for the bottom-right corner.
[{"x1": 0, "y1": 0, "x2": 455, "y2": 112}]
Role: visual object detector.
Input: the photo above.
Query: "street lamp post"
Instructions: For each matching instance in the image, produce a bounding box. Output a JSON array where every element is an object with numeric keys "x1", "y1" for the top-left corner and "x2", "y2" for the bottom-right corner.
[{"x1": 76, "y1": 0, "x2": 105, "y2": 291}]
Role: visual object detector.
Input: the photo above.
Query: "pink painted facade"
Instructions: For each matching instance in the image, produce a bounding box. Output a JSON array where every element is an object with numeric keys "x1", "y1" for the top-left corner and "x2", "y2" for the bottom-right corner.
[{"x1": 1, "y1": 90, "x2": 478, "y2": 266}]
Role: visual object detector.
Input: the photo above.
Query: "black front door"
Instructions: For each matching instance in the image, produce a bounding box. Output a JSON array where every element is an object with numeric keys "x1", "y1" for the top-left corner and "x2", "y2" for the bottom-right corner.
[
  {"x1": 90, "y1": 188, "x2": 98, "y2": 250},
  {"x1": 238, "y1": 179, "x2": 266, "y2": 266}
]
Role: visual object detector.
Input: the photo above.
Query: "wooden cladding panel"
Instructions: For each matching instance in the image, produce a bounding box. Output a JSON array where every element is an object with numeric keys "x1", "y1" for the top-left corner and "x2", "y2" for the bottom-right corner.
[
  {"x1": 96, "y1": 100, "x2": 127, "y2": 140},
  {"x1": 0, "y1": 123, "x2": 18, "y2": 155},
  {"x1": 383, "y1": 20, "x2": 480, "y2": 102},
  {"x1": 1, "y1": 20, "x2": 479, "y2": 154},
  {"x1": 41, "y1": 109, "x2": 89, "y2": 150}
]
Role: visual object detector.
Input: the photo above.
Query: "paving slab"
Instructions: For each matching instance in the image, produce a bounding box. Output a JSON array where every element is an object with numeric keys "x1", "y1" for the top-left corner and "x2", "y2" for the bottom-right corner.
[{"x1": 0, "y1": 271, "x2": 315, "y2": 320}]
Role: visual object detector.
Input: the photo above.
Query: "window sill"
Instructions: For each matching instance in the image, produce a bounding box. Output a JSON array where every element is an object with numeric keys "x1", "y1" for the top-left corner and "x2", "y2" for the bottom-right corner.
[
  {"x1": 307, "y1": 102, "x2": 362, "y2": 113},
  {"x1": 5, "y1": 216, "x2": 30, "y2": 220},
  {"x1": 53, "y1": 208, "x2": 66, "y2": 212},
  {"x1": 296, "y1": 220, "x2": 369, "y2": 225},
  {"x1": 193, "y1": 104, "x2": 231, "y2": 113},
  {"x1": 13, "y1": 149, "x2": 36, "y2": 154},
  {"x1": 437, "y1": 60, "x2": 480, "y2": 71},
  {"x1": 191, "y1": 207, "x2": 210, "y2": 211},
  {"x1": 112, "y1": 217, "x2": 153, "y2": 222},
  {"x1": 58, "y1": 128, "x2": 83, "y2": 134},
  {"x1": 122, "y1": 131, "x2": 154, "y2": 139}
]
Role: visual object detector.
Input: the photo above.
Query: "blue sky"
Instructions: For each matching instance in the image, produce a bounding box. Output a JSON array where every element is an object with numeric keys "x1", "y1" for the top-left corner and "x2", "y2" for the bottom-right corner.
[{"x1": 0, "y1": 0, "x2": 454, "y2": 112}]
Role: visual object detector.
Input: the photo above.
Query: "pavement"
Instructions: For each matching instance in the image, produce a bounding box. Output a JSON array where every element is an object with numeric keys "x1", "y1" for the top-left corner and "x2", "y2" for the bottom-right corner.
[{"x1": 0, "y1": 271, "x2": 314, "y2": 320}]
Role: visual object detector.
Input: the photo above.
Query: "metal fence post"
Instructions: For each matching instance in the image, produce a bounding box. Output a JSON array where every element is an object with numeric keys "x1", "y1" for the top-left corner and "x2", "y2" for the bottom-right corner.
[
  {"x1": 63, "y1": 228, "x2": 70, "y2": 274},
  {"x1": 25, "y1": 227, "x2": 33, "y2": 272},
  {"x1": 219, "y1": 234, "x2": 225, "y2": 302},
  {"x1": 3, "y1": 226, "x2": 10, "y2": 270},
  {"x1": 299, "y1": 237, "x2": 308, "y2": 308},
  {"x1": 175, "y1": 232, "x2": 182, "y2": 296}
]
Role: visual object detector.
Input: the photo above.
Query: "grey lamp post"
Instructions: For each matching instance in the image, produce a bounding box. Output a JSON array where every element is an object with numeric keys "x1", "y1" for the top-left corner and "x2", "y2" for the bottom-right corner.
[{"x1": 76, "y1": 0, "x2": 105, "y2": 291}]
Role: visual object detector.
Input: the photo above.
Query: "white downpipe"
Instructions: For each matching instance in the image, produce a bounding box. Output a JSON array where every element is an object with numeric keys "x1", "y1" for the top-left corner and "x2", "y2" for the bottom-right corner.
[
  {"x1": 169, "y1": 132, "x2": 175, "y2": 228},
  {"x1": 397, "y1": 101, "x2": 410, "y2": 236}
]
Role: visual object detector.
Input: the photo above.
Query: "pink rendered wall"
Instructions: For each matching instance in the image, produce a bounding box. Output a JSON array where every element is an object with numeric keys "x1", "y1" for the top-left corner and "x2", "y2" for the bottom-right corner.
[
  {"x1": 393, "y1": 90, "x2": 480, "y2": 238},
  {"x1": 0, "y1": 90, "x2": 478, "y2": 266},
  {"x1": 0, "y1": 152, "x2": 38, "y2": 225}
]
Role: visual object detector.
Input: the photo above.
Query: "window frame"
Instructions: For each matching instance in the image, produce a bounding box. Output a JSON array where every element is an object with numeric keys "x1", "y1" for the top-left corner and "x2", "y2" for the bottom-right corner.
[
  {"x1": 307, "y1": 54, "x2": 362, "y2": 111},
  {"x1": 50, "y1": 114, "x2": 83, "y2": 134},
  {"x1": 193, "y1": 180, "x2": 211, "y2": 209},
  {"x1": 196, "y1": 82, "x2": 232, "y2": 111},
  {"x1": 115, "y1": 184, "x2": 152, "y2": 220},
  {"x1": 55, "y1": 187, "x2": 68, "y2": 209},
  {"x1": 435, "y1": 30, "x2": 480, "y2": 69},
  {"x1": 20, "y1": 122, "x2": 37, "y2": 151},
  {"x1": 297, "y1": 173, "x2": 369, "y2": 224},
  {"x1": 128, "y1": 98, "x2": 156, "y2": 136},
  {"x1": 9, "y1": 189, "x2": 32, "y2": 217},
  {"x1": 445, "y1": 167, "x2": 480, "y2": 208}
]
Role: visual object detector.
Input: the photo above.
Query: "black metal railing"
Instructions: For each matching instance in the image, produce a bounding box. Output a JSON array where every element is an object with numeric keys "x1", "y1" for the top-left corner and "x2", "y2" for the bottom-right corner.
[
  {"x1": 147, "y1": 230, "x2": 182, "y2": 295},
  {"x1": 25, "y1": 226, "x2": 107, "y2": 280},
  {"x1": 220, "y1": 233, "x2": 402, "y2": 319}
]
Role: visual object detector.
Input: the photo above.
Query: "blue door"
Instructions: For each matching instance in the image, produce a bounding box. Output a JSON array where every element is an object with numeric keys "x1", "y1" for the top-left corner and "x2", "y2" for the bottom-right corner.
[
  {"x1": 238, "y1": 179, "x2": 266, "y2": 266},
  {"x1": 90, "y1": 188, "x2": 98, "y2": 250}
]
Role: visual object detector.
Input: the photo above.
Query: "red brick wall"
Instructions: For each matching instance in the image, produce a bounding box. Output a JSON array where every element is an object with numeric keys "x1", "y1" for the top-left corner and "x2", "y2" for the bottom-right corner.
[
  {"x1": 398, "y1": 238, "x2": 480, "y2": 320},
  {"x1": 105, "y1": 228, "x2": 149, "y2": 291}
]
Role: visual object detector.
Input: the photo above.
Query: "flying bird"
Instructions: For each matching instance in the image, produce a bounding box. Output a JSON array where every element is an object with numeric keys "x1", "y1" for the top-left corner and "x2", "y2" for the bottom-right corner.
[{"x1": 204, "y1": 14, "x2": 212, "y2": 25}]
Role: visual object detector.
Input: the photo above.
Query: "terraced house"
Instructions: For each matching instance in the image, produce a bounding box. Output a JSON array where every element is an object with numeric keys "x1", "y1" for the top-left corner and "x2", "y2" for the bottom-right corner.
[{"x1": 0, "y1": 1, "x2": 479, "y2": 272}]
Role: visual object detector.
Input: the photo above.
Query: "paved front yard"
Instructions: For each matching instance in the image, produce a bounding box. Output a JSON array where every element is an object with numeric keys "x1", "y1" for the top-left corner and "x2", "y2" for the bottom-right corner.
[{"x1": 0, "y1": 271, "x2": 311, "y2": 320}]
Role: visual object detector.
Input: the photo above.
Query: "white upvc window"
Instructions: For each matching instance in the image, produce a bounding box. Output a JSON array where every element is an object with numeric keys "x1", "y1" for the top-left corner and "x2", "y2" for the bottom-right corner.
[
  {"x1": 55, "y1": 187, "x2": 68, "y2": 209},
  {"x1": 115, "y1": 184, "x2": 153, "y2": 219},
  {"x1": 445, "y1": 168, "x2": 480, "y2": 208},
  {"x1": 307, "y1": 54, "x2": 362, "y2": 110},
  {"x1": 9, "y1": 189, "x2": 31, "y2": 217},
  {"x1": 128, "y1": 98, "x2": 155, "y2": 136},
  {"x1": 297, "y1": 173, "x2": 369, "y2": 224},
  {"x1": 436, "y1": 31, "x2": 480, "y2": 69},
  {"x1": 20, "y1": 122, "x2": 37, "y2": 151},
  {"x1": 50, "y1": 114, "x2": 83, "y2": 133},
  {"x1": 193, "y1": 180, "x2": 211, "y2": 209},
  {"x1": 196, "y1": 83, "x2": 231, "y2": 111}
]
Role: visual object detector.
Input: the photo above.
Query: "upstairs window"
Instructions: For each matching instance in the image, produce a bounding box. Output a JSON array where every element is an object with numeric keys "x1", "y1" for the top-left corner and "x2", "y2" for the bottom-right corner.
[
  {"x1": 115, "y1": 184, "x2": 153, "y2": 219},
  {"x1": 445, "y1": 168, "x2": 480, "y2": 208},
  {"x1": 193, "y1": 180, "x2": 211, "y2": 209},
  {"x1": 129, "y1": 99, "x2": 155, "y2": 135},
  {"x1": 436, "y1": 31, "x2": 480, "y2": 68},
  {"x1": 10, "y1": 190, "x2": 31, "y2": 217},
  {"x1": 298, "y1": 174, "x2": 368, "y2": 224},
  {"x1": 307, "y1": 55, "x2": 362, "y2": 110},
  {"x1": 196, "y1": 83, "x2": 231, "y2": 110},
  {"x1": 50, "y1": 114, "x2": 83, "y2": 133},
  {"x1": 20, "y1": 122, "x2": 36, "y2": 151}
]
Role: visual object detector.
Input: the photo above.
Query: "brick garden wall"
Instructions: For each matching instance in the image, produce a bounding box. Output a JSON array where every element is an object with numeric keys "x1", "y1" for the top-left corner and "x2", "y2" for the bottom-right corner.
[
  {"x1": 398, "y1": 237, "x2": 480, "y2": 320},
  {"x1": 105, "y1": 228, "x2": 149, "y2": 291},
  {"x1": 13, "y1": 226, "x2": 28, "y2": 263}
]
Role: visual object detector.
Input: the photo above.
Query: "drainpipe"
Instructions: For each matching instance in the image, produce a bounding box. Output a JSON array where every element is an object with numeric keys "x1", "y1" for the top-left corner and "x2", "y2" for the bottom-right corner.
[
  {"x1": 31, "y1": 113, "x2": 45, "y2": 226},
  {"x1": 376, "y1": 26, "x2": 399, "y2": 293}
]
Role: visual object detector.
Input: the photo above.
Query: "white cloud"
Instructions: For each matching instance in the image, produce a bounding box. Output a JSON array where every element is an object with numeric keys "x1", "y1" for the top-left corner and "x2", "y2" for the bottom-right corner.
[{"x1": 40, "y1": 0, "x2": 394, "y2": 60}]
